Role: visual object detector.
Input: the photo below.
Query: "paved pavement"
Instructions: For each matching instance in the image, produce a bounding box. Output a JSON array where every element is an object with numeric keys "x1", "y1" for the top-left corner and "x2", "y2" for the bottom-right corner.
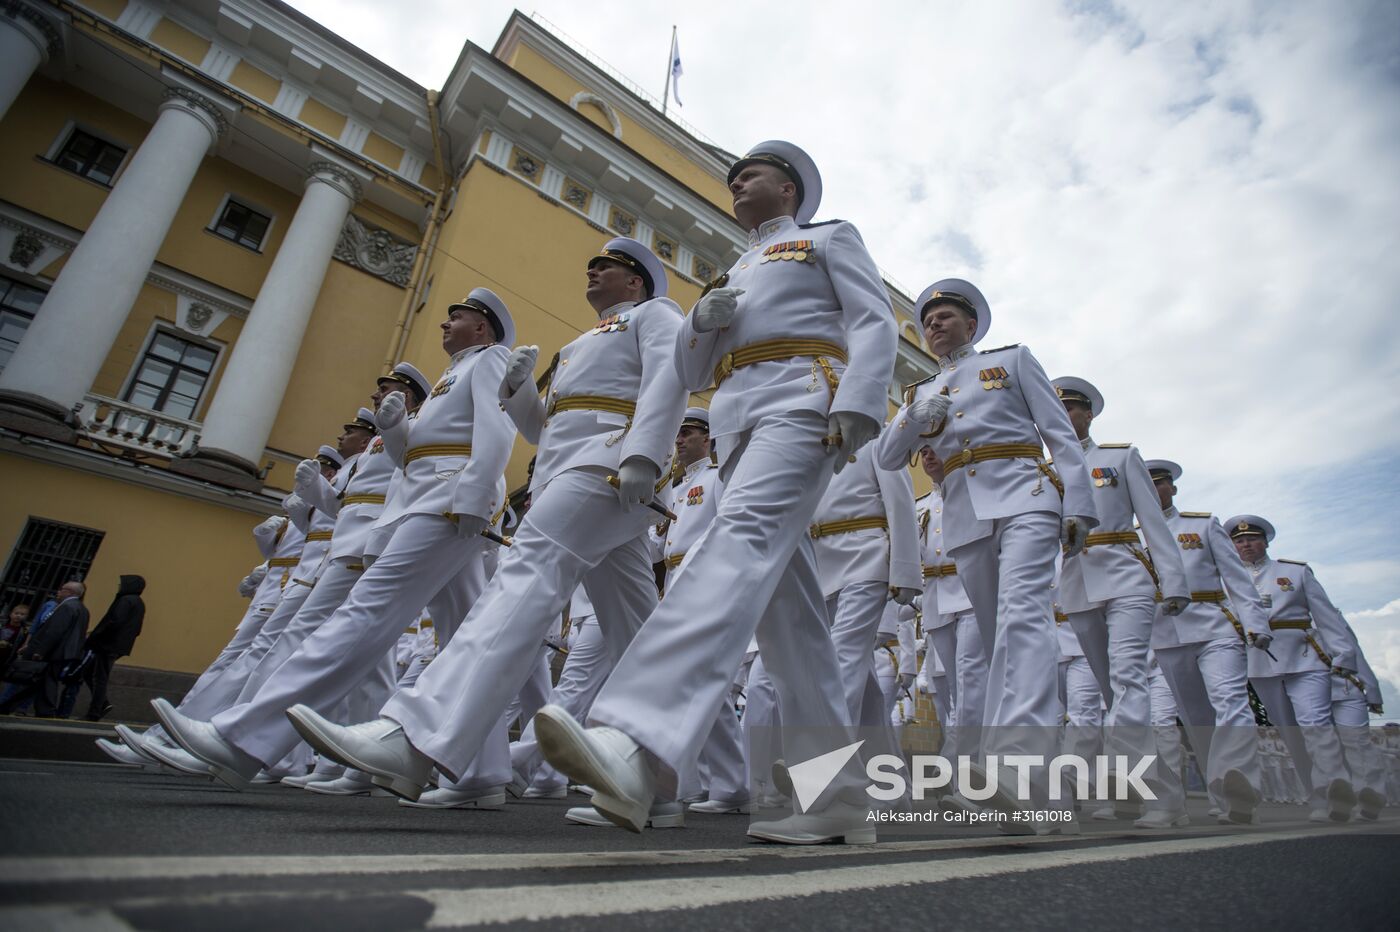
[{"x1": 2, "y1": 759, "x2": 1397, "y2": 930}]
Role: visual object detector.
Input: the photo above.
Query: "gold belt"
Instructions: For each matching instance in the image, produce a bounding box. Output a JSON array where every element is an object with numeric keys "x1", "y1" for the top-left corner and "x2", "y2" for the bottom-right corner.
[
  {"x1": 942, "y1": 443, "x2": 1045, "y2": 473},
  {"x1": 268, "y1": 557, "x2": 300, "y2": 567},
  {"x1": 713, "y1": 339, "x2": 847, "y2": 389},
  {"x1": 290, "y1": 577, "x2": 315, "y2": 588},
  {"x1": 1054, "y1": 610, "x2": 1069, "y2": 624},
  {"x1": 342, "y1": 494, "x2": 386, "y2": 506},
  {"x1": 664, "y1": 552, "x2": 685, "y2": 570},
  {"x1": 404, "y1": 444, "x2": 472, "y2": 464},
  {"x1": 1191, "y1": 590, "x2": 1226, "y2": 602},
  {"x1": 1084, "y1": 531, "x2": 1141, "y2": 547},
  {"x1": 1270, "y1": 619, "x2": 1311, "y2": 630},
  {"x1": 346, "y1": 564, "x2": 365, "y2": 572},
  {"x1": 881, "y1": 638, "x2": 900, "y2": 650},
  {"x1": 810, "y1": 516, "x2": 888, "y2": 539},
  {"x1": 304, "y1": 530, "x2": 333, "y2": 542},
  {"x1": 923, "y1": 564, "x2": 957, "y2": 578},
  {"x1": 545, "y1": 395, "x2": 637, "y2": 418}
]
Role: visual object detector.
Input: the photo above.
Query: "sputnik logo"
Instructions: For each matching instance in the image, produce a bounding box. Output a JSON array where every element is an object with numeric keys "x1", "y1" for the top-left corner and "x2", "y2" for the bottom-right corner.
[{"x1": 786, "y1": 740, "x2": 865, "y2": 812}]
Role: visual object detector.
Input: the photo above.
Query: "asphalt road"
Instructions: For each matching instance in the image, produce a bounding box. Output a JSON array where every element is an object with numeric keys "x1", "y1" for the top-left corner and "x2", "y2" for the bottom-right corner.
[{"x1": 2, "y1": 759, "x2": 1397, "y2": 930}]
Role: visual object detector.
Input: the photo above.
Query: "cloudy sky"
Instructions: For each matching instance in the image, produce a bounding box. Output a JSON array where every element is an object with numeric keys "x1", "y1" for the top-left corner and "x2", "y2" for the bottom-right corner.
[{"x1": 284, "y1": 0, "x2": 1400, "y2": 712}]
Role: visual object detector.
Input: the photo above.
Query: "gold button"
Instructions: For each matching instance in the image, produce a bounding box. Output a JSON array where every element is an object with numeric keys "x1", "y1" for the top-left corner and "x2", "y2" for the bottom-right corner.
[
  {"x1": 947, "y1": 365, "x2": 957, "y2": 371},
  {"x1": 955, "y1": 412, "x2": 964, "y2": 418},
  {"x1": 963, "y1": 438, "x2": 971, "y2": 446},
  {"x1": 968, "y1": 468, "x2": 977, "y2": 476},
  {"x1": 740, "y1": 263, "x2": 749, "y2": 269},
  {"x1": 935, "y1": 548, "x2": 942, "y2": 555},
  {"x1": 934, "y1": 528, "x2": 940, "y2": 534},
  {"x1": 952, "y1": 387, "x2": 960, "y2": 394},
  {"x1": 935, "y1": 507, "x2": 941, "y2": 513}
]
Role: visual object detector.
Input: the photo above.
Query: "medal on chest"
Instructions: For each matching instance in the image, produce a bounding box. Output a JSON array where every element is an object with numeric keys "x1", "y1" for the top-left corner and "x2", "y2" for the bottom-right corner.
[
  {"x1": 369, "y1": 438, "x2": 385, "y2": 455},
  {"x1": 1176, "y1": 532, "x2": 1202, "y2": 550},
  {"x1": 978, "y1": 367, "x2": 1010, "y2": 390},
  {"x1": 686, "y1": 485, "x2": 705, "y2": 507},
  {"x1": 429, "y1": 374, "x2": 456, "y2": 398},
  {"x1": 590, "y1": 312, "x2": 631, "y2": 334},
  {"x1": 760, "y1": 240, "x2": 816, "y2": 264},
  {"x1": 1276, "y1": 577, "x2": 1295, "y2": 592},
  {"x1": 1092, "y1": 466, "x2": 1119, "y2": 488}
]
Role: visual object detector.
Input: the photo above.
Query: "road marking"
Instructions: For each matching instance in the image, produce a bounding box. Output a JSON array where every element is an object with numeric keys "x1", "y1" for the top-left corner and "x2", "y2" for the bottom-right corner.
[
  {"x1": 0, "y1": 820, "x2": 1391, "y2": 885},
  {"x1": 417, "y1": 828, "x2": 1375, "y2": 926}
]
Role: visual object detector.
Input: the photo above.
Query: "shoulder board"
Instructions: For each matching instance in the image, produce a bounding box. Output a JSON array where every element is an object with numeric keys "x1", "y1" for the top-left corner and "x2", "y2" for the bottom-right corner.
[
  {"x1": 704, "y1": 462, "x2": 719, "y2": 471},
  {"x1": 1098, "y1": 443, "x2": 1131, "y2": 449},
  {"x1": 978, "y1": 343, "x2": 1020, "y2": 354},
  {"x1": 1179, "y1": 511, "x2": 1212, "y2": 518},
  {"x1": 902, "y1": 374, "x2": 937, "y2": 406},
  {"x1": 798, "y1": 219, "x2": 843, "y2": 228},
  {"x1": 1278, "y1": 558, "x2": 1308, "y2": 566}
]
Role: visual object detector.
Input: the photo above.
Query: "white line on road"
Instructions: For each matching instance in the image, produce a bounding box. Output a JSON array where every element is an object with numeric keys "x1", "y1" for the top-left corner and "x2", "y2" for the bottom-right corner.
[{"x1": 416, "y1": 828, "x2": 1371, "y2": 927}]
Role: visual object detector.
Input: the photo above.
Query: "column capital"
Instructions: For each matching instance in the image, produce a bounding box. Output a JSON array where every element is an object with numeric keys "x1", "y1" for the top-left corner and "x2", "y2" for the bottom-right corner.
[
  {"x1": 1, "y1": 0, "x2": 63, "y2": 62},
  {"x1": 306, "y1": 160, "x2": 364, "y2": 203},
  {"x1": 159, "y1": 86, "x2": 228, "y2": 146}
]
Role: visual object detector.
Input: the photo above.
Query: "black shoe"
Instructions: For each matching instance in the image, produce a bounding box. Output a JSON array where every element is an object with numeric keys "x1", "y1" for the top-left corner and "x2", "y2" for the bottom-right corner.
[{"x1": 87, "y1": 702, "x2": 114, "y2": 722}]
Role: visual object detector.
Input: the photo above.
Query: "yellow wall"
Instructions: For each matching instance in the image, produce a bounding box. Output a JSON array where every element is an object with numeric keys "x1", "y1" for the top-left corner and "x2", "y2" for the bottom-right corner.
[
  {"x1": 297, "y1": 97, "x2": 348, "y2": 139},
  {"x1": 0, "y1": 455, "x2": 265, "y2": 674},
  {"x1": 82, "y1": 0, "x2": 128, "y2": 19},
  {"x1": 227, "y1": 60, "x2": 282, "y2": 104},
  {"x1": 148, "y1": 17, "x2": 211, "y2": 66},
  {"x1": 504, "y1": 44, "x2": 733, "y2": 214},
  {"x1": 363, "y1": 132, "x2": 404, "y2": 171},
  {"x1": 402, "y1": 161, "x2": 703, "y2": 492},
  {"x1": 262, "y1": 261, "x2": 402, "y2": 470}
]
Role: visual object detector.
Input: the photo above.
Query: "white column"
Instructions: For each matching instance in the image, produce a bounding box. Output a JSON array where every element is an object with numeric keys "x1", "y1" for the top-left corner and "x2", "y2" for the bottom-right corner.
[
  {"x1": 0, "y1": 1, "x2": 60, "y2": 122},
  {"x1": 194, "y1": 162, "x2": 362, "y2": 469},
  {"x1": 0, "y1": 88, "x2": 225, "y2": 417}
]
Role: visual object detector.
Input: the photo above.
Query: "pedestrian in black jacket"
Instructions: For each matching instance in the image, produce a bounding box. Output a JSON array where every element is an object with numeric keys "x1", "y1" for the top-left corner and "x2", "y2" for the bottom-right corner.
[
  {"x1": 82, "y1": 575, "x2": 146, "y2": 721},
  {"x1": 0, "y1": 582, "x2": 89, "y2": 717}
]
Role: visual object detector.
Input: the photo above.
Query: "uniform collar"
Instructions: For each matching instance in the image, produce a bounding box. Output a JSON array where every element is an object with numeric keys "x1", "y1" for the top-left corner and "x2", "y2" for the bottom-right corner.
[
  {"x1": 449, "y1": 344, "x2": 486, "y2": 365},
  {"x1": 683, "y1": 457, "x2": 709, "y2": 479},
  {"x1": 935, "y1": 343, "x2": 975, "y2": 370},
  {"x1": 747, "y1": 214, "x2": 797, "y2": 249},
  {"x1": 599, "y1": 300, "x2": 637, "y2": 319},
  {"x1": 1081, "y1": 437, "x2": 1096, "y2": 451},
  {"x1": 1163, "y1": 505, "x2": 1179, "y2": 519}
]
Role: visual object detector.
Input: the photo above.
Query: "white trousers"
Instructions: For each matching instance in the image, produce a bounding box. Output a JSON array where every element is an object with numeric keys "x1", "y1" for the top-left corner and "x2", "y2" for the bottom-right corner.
[
  {"x1": 512, "y1": 616, "x2": 611, "y2": 790},
  {"x1": 741, "y1": 653, "x2": 783, "y2": 799},
  {"x1": 1155, "y1": 637, "x2": 1262, "y2": 806},
  {"x1": 1332, "y1": 676, "x2": 1385, "y2": 796},
  {"x1": 148, "y1": 600, "x2": 273, "y2": 744},
  {"x1": 1149, "y1": 663, "x2": 1187, "y2": 812},
  {"x1": 951, "y1": 511, "x2": 1062, "y2": 806},
  {"x1": 927, "y1": 610, "x2": 987, "y2": 764},
  {"x1": 382, "y1": 467, "x2": 657, "y2": 783},
  {"x1": 504, "y1": 645, "x2": 554, "y2": 732},
  {"x1": 213, "y1": 514, "x2": 494, "y2": 771},
  {"x1": 1068, "y1": 594, "x2": 1166, "y2": 807},
  {"x1": 826, "y1": 580, "x2": 891, "y2": 725},
  {"x1": 1058, "y1": 655, "x2": 1103, "y2": 796},
  {"x1": 589, "y1": 411, "x2": 861, "y2": 804},
  {"x1": 1251, "y1": 671, "x2": 1350, "y2": 809}
]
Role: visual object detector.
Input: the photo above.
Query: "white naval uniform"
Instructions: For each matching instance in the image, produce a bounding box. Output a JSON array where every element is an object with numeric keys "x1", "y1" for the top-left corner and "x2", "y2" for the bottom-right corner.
[
  {"x1": 210, "y1": 343, "x2": 515, "y2": 773},
  {"x1": 587, "y1": 214, "x2": 897, "y2": 802},
  {"x1": 917, "y1": 486, "x2": 987, "y2": 769},
  {"x1": 661, "y1": 458, "x2": 750, "y2": 805},
  {"x1": 1329, "y1": 620, "x2": 1387, "y2": 804},
  {"x1": 513, "y1": 587, "x2": 611, "y2": 792},
  {"x1": 878, "y1": 342, "x2": 1097, "y2": 807},
  {"x1": 812, "y1": 442, "x2": 921, "y2": 729},
  {"x1": 1246, "y1": 556, "x2": 1355, "y2": 810},
  {"x1": 1060, "y1": 440, "x2": 1188, "y2": 811},
  {"x1": 381, "y1": 296, "x2": 687, "y2": 783},
  {"x1": 1150, "y1": 507, "x2": 1270, "y2": 808},
  {"x1": 1147, "y1": 653, "x2": 1189, "y2": 813},
  {"x1": 1057, "y1": 606, "x2": 1103, "y2": 796}
]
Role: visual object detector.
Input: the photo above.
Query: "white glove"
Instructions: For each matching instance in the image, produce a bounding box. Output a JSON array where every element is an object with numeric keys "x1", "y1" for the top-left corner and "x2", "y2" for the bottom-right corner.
[
  {"x1": 376, "y1": 391, "x2": 406, "y2": 430},
  {"x1": 454, "y1": 514, "x2": 488, "y2": 540},
  {"x1": 690, "y1": 287, "x2": 744, "y2": 332},
  {"x1": 910, "y1": 393, "x2": 951, "y2": 425},
  {"x1": 293, "y1": 458, "x2": 321, "y2": 494},
  {"x1": 1161, "y1": 596, "x2": 1188, "y2": 617},
  {"x1": 254, "y1": 516, "x2": 282, "y2": 536},
  {"x1": 916, "y1": 675, "x2": 930, "y2": 694},
  {"x1": 1249, "y1": 632, "x2": 1273, "y2": 652},
  {"x1": 503, "y1": 345, "x2": 539, "y2": 394},
  {"x1": 1061, "y1": 516, "x2": 1090, "y2": 558},
  {"x1": 616, "y1": 456, "x2": 659, "y2": 511},
  {"x1": 237, "y1": 565, "x2": 268, "y2": 597},
  {"x1": 893, "y1": 587, "x2": 919, "y2": 606},
  {"x1": 828, "y1": 411, "x2": 878, "y2": 474}
]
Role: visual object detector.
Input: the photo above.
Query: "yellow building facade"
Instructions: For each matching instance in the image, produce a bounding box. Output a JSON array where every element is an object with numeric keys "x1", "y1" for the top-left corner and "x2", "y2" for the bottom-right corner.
[{"x1": 0, "y1": 1, "x2": 935, "y2": 676}]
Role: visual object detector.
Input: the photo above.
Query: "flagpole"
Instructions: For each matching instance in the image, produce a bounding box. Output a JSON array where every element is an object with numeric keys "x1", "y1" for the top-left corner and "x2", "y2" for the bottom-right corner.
[{"x1": 662, "y1": 24, "x2": 675, "y2": 116}]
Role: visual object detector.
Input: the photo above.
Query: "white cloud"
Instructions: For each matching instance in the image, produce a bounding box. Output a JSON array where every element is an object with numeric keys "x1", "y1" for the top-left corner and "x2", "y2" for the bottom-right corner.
[
  {"x1": 278, "y1": 0, "x2": 1400, "y2": 682},
  {"x1": 1349, "y1": 599, "x2": 1400, "y2": 722}
]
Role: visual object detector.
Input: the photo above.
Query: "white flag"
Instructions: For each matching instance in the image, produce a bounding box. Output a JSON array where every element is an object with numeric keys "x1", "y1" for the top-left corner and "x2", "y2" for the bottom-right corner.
[{"x1": 669, "y1": 32, "x2": 683, "y2": 107}]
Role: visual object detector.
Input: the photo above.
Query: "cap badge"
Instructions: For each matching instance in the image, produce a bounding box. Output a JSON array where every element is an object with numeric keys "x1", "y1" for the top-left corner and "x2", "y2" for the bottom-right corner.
[{"x1": 1237, "y1": 521, "x2": 1251, "y2": 532}]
